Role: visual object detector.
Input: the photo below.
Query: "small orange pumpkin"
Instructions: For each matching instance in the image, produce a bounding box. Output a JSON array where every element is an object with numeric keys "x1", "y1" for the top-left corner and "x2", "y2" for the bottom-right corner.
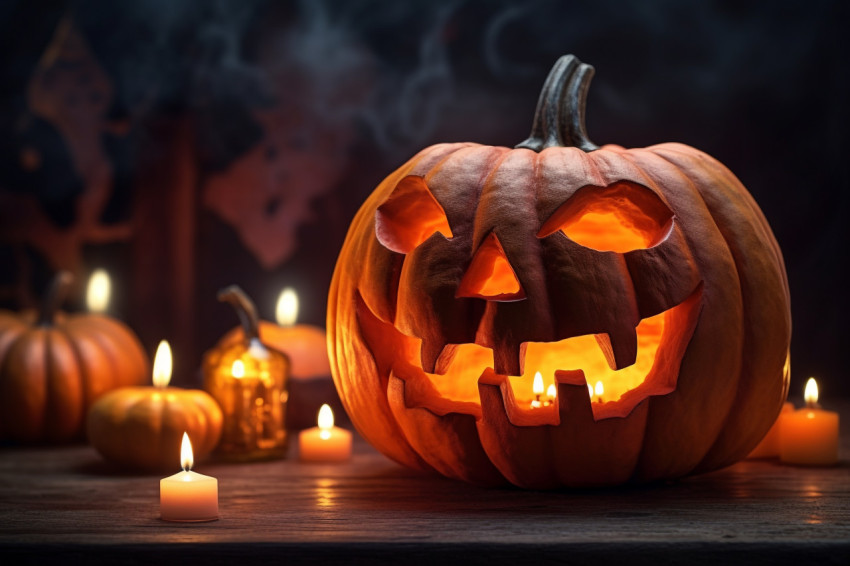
[
  {"x1": 87, "y1": 341, "x2": 223, "y2": 472},
  {"x1": 327, "y1": 55, "x2": 791, "y2": 488},
  {"x1": 0, "y1": 272, "x2": 149, "y2": 443}
]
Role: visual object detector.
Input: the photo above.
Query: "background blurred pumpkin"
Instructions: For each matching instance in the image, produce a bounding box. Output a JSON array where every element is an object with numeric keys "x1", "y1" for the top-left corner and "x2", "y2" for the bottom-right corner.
[
  {"x1": 327, "y1": 55, "x2": 791, "y2": 488},
  {"x1": 0, "y1": 271, "x2": 149, "y2": 443}
]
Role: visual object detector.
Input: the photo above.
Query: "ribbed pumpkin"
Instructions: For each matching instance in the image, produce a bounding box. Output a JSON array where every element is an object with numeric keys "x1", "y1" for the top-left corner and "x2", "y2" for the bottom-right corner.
[
  {"x1": 0, "y1": 272, "x2": 149, "y2": 443},
  {"x1": 87, "y1": 379, "x2": 222, "y2": 472},
  {"x1": 327, "y1": 55, "x2": 791, "y2": 488}
]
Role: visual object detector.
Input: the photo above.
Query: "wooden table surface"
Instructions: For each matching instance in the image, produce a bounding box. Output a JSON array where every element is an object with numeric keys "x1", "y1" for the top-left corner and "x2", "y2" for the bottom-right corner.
[{"x1": 1, "y1": 400, "x2": 849, "y2": 565}]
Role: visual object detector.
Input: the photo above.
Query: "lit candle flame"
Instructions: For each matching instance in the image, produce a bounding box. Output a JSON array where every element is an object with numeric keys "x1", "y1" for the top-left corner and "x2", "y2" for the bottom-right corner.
[
  {"x1": 180, "y1": 431, "x2": 193, "y2": 472},
  {"x1": 804, "y1": 377, "x2": 819, "y2": 407},
  {"x1": 546, "y1": 384, "x2": 556, "y2": 401},
  {"x1": 152, "y1": 340, "x2": 172, "y2": 388},
  {"x1": 86, "y1": 269, "x2": 110, "y2": 313},
  {"x1": 595, "y1": 381, "x2": 604, "y2": 397},
  {"x1": 318, "y1": 404, "x2": 334, "y2": 440},
  {"x1": 276, "y1": 287, "x2": 298, "y2": 327},
  {"x1": 232, "y1": 359, "x2": 245, "y2": 379},
  {"x1": 532, "y1": 372, "x2": 544, "y2": 396},
  {"x1": 587, "y1": 383, "x2": 593, "y2": 398}
]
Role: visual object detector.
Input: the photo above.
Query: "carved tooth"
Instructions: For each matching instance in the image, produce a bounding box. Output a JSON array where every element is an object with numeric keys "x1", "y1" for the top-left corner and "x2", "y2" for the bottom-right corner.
[
  {"x1": 420, "y1": 337, "x2": 449, "y2": 374},
  {"x1": 492, "y1": 341, "x2": 522, "y2": 376},
  {"x1": 434, "y1": 344, "x2": 461, "y2": 375},
  {"x1": 554, "y1": 373, "x2": 594, "y2": 421},
  {"x1": 595, "y1": 325, "x2": 638, "y2": 371},
  {"x1": 477, "y1": 368, "x2": 560, "y2": 488}
]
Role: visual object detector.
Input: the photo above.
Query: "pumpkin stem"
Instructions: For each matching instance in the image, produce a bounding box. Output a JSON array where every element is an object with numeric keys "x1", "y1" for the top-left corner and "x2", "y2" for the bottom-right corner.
[
  {"x1": 516, "y1": 54, "x2": 599, "y2": 153},
  {"x1": 38, "y1": 271, "x2": 74, "y2": 326},
  {"x1": 218, "y1": 285, "x2": 261, "y2": 342}
]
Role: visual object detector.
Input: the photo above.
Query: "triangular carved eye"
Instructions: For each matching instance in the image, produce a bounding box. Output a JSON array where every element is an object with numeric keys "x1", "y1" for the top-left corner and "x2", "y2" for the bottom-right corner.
[
  {"x1": 456, "y1": 233, "x2": 525, "y2": 301},
  {"x1": 538, "y1": 181, "x2": 673, "y2": 253},
  {"x1": 376, "y1": 176, "x2": 453, "y2": 254}
]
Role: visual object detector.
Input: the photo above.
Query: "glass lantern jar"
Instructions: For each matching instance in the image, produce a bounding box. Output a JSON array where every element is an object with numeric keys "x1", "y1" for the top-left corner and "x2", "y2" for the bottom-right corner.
[{"x1": 203, "y1": 286, "x2": 290, "y2": 461}]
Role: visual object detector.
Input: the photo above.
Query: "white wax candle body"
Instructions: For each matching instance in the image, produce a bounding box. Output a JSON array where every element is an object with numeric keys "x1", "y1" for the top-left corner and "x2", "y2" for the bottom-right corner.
[
  {"x1": 299, "y1": 426, "x2": 352, "y2": 462},
  {"x1": 160, "y1": 470, "x2": 219, "y2": 521}
]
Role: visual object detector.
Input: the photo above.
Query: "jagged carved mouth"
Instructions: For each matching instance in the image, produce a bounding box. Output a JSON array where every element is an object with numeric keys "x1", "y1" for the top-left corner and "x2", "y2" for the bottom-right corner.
[{"x1": 356, "y1": 283, "x2": 703, "y2": 426}]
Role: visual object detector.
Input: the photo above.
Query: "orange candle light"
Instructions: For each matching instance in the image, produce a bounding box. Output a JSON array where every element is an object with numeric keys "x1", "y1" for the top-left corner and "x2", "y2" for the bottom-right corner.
[
  {"x1": 780, "y1": 378, "x2": 839, "y2": 466},
  {"x1": 530, "y1": 372, "x2": 544, "y2": 408},
  {"x1": 298, "y1": 404, "x2": 352, "y2": 463},
  {"x1": 160, "y1": 432, "x2": 219, "y2": 522},
  {"x1": 587, "y1": 380, "x2": 604, "y2": 404},
  {"x1": 86, "y1": 269, "x2": 111, "y2": 313},
  {"x1": 545, "y1": 384, "x2": 557, "y2": 407}
]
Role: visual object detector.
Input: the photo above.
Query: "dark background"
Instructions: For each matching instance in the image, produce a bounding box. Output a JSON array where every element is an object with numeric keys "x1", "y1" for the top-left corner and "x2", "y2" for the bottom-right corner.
[{"x1": 0, "y1": 0, "x2": 847, "y2": 397}]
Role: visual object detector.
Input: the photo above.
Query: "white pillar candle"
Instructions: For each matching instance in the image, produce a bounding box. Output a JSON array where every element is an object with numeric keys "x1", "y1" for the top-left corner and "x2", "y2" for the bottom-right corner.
[{"x1": 160, "y1": 433, "x2": 219, "y2": 522}]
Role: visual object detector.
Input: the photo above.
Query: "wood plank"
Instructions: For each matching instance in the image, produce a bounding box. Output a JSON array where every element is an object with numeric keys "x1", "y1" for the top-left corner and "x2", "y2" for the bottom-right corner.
[{"x1": 0, "y1": 399, "x2": 848, "y2": 564}]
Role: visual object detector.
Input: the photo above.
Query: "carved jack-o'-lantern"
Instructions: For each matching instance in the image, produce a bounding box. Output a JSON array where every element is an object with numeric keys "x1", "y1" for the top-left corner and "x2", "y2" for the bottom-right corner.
[{"x1": 327, "y1": 55, "x2": 791, "y2": 488}]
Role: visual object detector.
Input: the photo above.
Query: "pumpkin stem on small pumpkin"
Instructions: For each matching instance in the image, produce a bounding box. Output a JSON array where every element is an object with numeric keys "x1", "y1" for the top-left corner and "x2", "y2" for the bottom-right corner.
[
  {"x1": 218, "y1": 285, "x2": 261, "y2": 342},
  {"x1": 38, "y1": 271, "x2": 74, "y2": 326},
  {"x1": 516, "y1": 54, "x2": 599, "y2": 153}
]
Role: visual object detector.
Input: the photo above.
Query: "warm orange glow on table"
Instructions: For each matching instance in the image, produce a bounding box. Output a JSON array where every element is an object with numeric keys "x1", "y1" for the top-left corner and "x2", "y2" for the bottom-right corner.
[
  {"x1": 298, "y1": 405, "x2": 352, "y2": 463},
  {"x1": 160, "y1": 433, "x2": 219, "y2": 522},
  {"x1": 780, "y1": 378, "x2": 839, "y2": 466}
]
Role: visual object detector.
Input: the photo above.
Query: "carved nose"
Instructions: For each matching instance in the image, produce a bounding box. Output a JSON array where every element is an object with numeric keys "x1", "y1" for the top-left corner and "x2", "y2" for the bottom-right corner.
[{"x1": 456, "y1": 232, "x2": 525, "y2": 301}]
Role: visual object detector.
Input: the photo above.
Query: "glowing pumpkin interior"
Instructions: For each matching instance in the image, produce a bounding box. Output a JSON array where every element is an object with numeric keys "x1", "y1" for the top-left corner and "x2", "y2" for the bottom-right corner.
[
  {"x1": 365, "y1": 178, "x2": 702, "y2": 425},
  {"x1": 538, "y1": 182, "x2": 674, "y2": 253},
  {"x1": 456, "y1": 233, "x2": 525, "y2": 301}
]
